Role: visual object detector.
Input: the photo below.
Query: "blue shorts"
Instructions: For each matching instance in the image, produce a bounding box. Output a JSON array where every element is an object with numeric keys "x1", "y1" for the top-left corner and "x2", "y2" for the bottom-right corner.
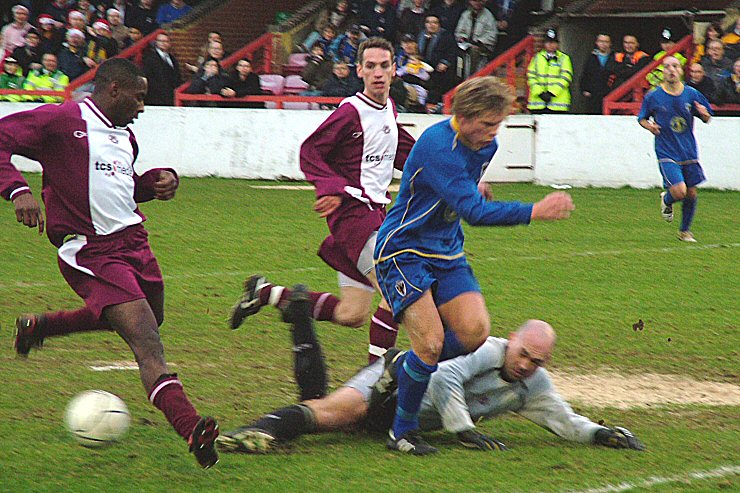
[
  {"x1": 375, "y1": 253, "x2": 480, "y2": 322},
  {"x1": 659, "y1": 161, "x2": 706, "y2": 189}
]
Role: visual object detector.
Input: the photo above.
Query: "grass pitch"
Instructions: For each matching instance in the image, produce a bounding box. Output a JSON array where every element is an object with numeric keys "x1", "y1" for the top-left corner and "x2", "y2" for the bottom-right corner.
[{"x1": 0, "y1": 175, "x2": 738, "y2": 492}]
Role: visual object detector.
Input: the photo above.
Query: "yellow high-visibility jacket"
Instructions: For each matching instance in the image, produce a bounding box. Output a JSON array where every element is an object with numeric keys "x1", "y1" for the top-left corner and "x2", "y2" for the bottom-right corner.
[
  {"x1": 527, "y1": 49, "x2": 573, "y2": 112},
  {"x1": 23, "y1": 69, "x2": 69, "y2": 103}
]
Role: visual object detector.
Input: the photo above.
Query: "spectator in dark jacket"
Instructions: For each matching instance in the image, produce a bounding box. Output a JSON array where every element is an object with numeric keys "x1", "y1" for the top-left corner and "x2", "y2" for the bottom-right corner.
[
  {"x1": 611, "y1": 34, "x2": 650, "y2": 89},
  {"x1": 222, "y1": 57, "x2": 264, "y2": 108},
  {"x1": 418, "y1": 13, "x2": 458, "y2": 108},
  {"x1": 125, "y1": 0, "x2": 159, "y2": 35},
  {"x1": 717, "y1": 57, "x2": 740, "y2": 104},
  {"x1": 700, "y1": 39, "x2": 732, "y2": 85},
  {"x1": 359, "y1": 0, "x2": 396, "y2": 42},
  {"x1": 321, "y1": 61, "x2": 362, "y2": 96},
  {"x1": 302, "y1": 43, "x2": 334, "y2": 92},
  {"x1": 430, "y1": 0, "x2": 464, "y2": 33},
  {"x1": 398, "y1": 0, "x2": 427, "y2": 41},
  {"x1": 185, "y1": 57, "x2": 229, "y2": 106},
  {"x1": 687, "y1": 62, "x2": 717, "y2": 104},
  {"x1": 11, "y1": 28, "x2": 41, "y2": 75},
  {"x1": 142, "y1": 31, "x2": 180, "y2": 105},
  {"x1": 579, "y1": 33, "x2": 615, "y2": 114},
  {"x1": 57, "y1": 29, "x2": 95, "y2": 80}
]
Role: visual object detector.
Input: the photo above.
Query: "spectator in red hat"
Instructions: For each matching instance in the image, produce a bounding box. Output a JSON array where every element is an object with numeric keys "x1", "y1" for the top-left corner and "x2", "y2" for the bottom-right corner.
[
  {"x1": 37, "y1": 13, "x2": 65, "y2": 54},
  {"x1": 87, "y1": 18, "x2": 118, "y2": 63},
  {"x1": 106, "y1": 8, "x2": 129, "y2": 49},
  {"x1": 57, "y1": 28, "x2": 95, "y2": 79}
]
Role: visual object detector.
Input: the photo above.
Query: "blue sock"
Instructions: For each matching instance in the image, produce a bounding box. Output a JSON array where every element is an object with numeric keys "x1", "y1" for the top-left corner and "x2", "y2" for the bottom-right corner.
[
  {"x1": 680, "y1": 197, "x2": 697, "y2": 232},
  {"x1": 663, "y1": 190, "x2": 677, "y2": 205},
  {"x1": 439, "y1": 329, "x2": 467, "y2": 362},
  {"x1": 392, "y1": 350, "x2": 437, "y2": 438}
]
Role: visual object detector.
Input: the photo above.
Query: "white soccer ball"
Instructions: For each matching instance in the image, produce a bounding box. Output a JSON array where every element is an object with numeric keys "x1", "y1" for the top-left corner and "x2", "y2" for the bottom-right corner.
[{"x1": 65, "y1": 390, "x2": 131, "y2": 447}]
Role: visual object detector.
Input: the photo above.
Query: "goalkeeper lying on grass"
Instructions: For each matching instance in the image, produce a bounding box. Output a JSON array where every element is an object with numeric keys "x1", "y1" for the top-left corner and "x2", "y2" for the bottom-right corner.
[{"x1": 217, "y1": 290, "x2": 644, "y2": 454}]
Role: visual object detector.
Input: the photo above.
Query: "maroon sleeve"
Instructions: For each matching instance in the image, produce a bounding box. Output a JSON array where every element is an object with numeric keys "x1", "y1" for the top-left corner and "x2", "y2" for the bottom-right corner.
[
  {"x1": 0, "y1": 105, "x2": 53, "y2": 201},
  {"x1": 299, "y1": 103, "x2": 358, "y2": 198},
  {"x1": 394, "y1": 124, "x2": 415, "y2": 171},
  {"x1": 134, "y1": 167, "x2": 179, "y2": 202}
]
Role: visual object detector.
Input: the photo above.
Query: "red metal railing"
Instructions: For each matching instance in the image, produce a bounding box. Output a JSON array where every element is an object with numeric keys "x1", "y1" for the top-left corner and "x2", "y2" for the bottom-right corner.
[
  {"x1": 0, "y1": 28, "x2": 164, "y2": 102},
  {"x1": 602, "y1": 34, "x2": 694, "y2": 115},
  {"x1": 442, "y1": 35, "x2": 536, "y2": 114},
  {"x1": 174, "y1": 32, "x2": 344, "y2": 108},
  {"x1": 603, "y1": 34, "x2": 740, "y2": 115}
]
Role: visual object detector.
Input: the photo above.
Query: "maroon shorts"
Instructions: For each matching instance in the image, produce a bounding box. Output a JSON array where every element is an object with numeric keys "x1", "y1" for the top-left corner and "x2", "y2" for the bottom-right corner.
[
  {"x1": 57, "y1": 225, "x2": 164, "y2": 318},
  {"x1": 318, "y1": 199, "x2": 386, "y2": 287}
]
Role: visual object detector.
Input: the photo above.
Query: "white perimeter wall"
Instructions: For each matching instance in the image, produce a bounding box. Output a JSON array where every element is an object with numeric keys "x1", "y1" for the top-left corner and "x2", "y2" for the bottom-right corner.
[{"x1": 3, "y1": 104, "x2": 739, "y2": 189}]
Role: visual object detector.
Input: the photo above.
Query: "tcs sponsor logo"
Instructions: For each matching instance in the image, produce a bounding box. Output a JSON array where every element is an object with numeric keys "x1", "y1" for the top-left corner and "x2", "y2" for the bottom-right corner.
[
  {"x1": 94, "y1": 160, "x2": 133, "y2": 177},
  {"x1": 365, "y1": 151, "x2": 395, "y2": 164}
]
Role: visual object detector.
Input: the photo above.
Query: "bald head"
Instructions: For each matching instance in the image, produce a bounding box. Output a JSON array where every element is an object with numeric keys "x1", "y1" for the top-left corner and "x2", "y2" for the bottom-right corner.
[{"x1": 502, "y1": 320, "x2": 556, "y2": 382}]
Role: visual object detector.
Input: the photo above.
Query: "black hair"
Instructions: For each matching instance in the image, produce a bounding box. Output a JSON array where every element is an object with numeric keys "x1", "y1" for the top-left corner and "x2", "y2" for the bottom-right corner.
[{"x1": 93, "y1": 58, "x2": 144, "y2": 92}]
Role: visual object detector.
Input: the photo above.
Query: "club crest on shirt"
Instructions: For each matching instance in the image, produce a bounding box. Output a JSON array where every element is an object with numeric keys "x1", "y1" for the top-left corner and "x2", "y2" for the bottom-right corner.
[
  {"x1": 670, "y1": 116, "x2": 687, "y2": 133},
  {"x1": 395, "y1": 280, "x2": 407, "y2": 297},
  {"x1": 443, "y1": 205, "x2": 459, "y2": 222},
  {"x1": 382, "y1": 125, "x2": 390, "y2": 134},
  {"x1": 108, "y1": 134, "x2": 119, "y2": 144},
  {"x1": 351, "y1": 131, "x2": 363, "y2": 139}
]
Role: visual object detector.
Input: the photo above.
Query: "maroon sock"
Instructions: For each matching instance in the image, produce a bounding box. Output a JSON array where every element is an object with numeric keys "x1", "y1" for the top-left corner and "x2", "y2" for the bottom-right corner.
[
  {"x1": 40, "y1": 307, "x2": 112, "y2": 338},
  {"x1": 258, "y1": 284, "x2": 339, "y2": 322},
  {"x1": 368, "y1": 306, "x2": 399, "y2": 363},
  {"x1": 257, "y1": 283, "x2": 292, "y2": 308},
  {"x1": 148, "y1": 374, "x2": 201, "y2": 440}
]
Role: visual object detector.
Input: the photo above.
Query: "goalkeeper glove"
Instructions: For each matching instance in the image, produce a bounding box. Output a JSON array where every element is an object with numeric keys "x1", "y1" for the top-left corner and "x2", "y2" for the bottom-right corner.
[
  {"x1": 457, "y1": 430, "x2": 508, "y2": 451},
  {"x1": 594, "y1": 426, "x2": 645, "y2": 451}
]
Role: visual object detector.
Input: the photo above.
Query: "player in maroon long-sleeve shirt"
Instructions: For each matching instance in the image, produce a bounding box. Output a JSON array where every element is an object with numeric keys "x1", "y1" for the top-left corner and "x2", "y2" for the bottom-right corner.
[
  {"x1": 0, "y1": 58, "x2": 219, "y2": 468},
  {"x1": 230, "y1": 38, "x2": 415, "y2": 365}
]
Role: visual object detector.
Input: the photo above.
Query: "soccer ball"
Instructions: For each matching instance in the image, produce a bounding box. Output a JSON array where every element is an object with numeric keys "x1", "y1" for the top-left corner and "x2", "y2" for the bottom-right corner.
[{"x1": 65, "y1": 390, "x2": 131, "y2": 447}]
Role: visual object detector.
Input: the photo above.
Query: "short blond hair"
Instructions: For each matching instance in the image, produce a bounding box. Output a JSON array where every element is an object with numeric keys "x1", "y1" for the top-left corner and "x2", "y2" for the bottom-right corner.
[{"x1": 452, "y1": 76, "x2": 515, "y2": 119}]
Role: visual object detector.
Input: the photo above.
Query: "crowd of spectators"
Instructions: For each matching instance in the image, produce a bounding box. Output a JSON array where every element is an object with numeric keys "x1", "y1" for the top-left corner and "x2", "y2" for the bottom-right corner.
[
  {"x1": 293, "y1": 0, "x2": 541, "y2": 112},
  {"x1": 0, "y1": 0, "x2": 195, "y2": 101},
  {"x1": 0, "y1": 0, "x2": 738, "y2": 110}
]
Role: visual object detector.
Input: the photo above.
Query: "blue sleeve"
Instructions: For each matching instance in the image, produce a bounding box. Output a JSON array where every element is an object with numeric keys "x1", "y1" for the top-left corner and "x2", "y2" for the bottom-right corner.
[
  {"x1": 419, "y1": 138, "x2": 532, "y2": 227},
  {"x1": 692, "y1": 89, "x2": 713, "y2": 116},
  {"x1": 637, "y1": 92, "x2": 653, "y2": 121}
]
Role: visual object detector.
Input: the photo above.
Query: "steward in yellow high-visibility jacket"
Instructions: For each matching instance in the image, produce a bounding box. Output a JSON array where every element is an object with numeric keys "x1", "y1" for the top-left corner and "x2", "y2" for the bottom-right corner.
[
  {"x1": 646, "y1": 28, "x2": 687, "y2": 87},
  {"x1": 527, "y1": 29, "x2": 573, "y2": 113},
  {"x1": 22, "y1": 53, "x2": 69, "y2": 103}
]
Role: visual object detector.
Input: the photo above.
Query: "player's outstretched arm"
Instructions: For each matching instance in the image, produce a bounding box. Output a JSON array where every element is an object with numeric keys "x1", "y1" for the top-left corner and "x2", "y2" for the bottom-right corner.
[
  {"x1": 530, "y1": 192, "x2": 575, "y2": 221},
  {"x1": 12, "y1": 192, "x2": 44, "y2": 234}
]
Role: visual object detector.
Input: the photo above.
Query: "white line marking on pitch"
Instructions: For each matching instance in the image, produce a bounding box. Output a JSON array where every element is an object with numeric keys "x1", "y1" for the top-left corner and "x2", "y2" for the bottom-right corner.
[
  {"x1": 89, "y1": 362, "x2": 176, "y2": 371},
  {"x1": 558, "y1": 464, "x2": 739, "y2": 493},
  {"x1": 485, "y1": 243, "x2": 740, "y2": 262}
]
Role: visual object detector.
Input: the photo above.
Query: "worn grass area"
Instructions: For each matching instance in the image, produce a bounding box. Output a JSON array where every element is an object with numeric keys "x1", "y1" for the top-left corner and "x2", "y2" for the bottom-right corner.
[{"x1": 0, "y1": 175, "x2": 738, "y2": 492}]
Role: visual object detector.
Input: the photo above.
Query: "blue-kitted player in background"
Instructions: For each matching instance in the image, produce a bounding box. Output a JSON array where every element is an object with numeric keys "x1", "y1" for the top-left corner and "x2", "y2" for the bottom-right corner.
[
  {"x1": 373, "y1": 76, "x2": 576, "y2": 455},
  {"x1": 638, "y1": 55, "x2": 713, "y2": 243}
]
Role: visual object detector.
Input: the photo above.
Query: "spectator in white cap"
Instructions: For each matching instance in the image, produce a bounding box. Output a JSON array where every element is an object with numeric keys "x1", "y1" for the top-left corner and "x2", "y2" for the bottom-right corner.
[
  {"x1": 67, "y1": 10, "x2": 89, "y2": 35},
  {"x1": 57, "y1": 27, "x2": 95, "y2": 80},
  {"x1": 106, "y1": 8, "x2": 129, "y2": 49},
  {"x1": 87, "y1": 18, "x2": 118, "y2": 63},
  {"x1": 1, "y1": 5, "x2": 31, "y2": 55}
]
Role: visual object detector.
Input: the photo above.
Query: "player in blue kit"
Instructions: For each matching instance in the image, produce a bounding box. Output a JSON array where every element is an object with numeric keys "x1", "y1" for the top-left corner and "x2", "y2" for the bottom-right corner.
[
  {"x1": 638, "y1": 56, "x2": 712, "y2": 242},
  {"x1": 373, "y1": 76, "x2": 576, "y2": 454}
]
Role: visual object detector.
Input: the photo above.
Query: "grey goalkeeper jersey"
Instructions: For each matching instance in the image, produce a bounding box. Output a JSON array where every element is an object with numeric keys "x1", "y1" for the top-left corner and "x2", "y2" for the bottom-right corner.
[{"x1": 417, "y1": 337, "x2": 605, "y2": 443}]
